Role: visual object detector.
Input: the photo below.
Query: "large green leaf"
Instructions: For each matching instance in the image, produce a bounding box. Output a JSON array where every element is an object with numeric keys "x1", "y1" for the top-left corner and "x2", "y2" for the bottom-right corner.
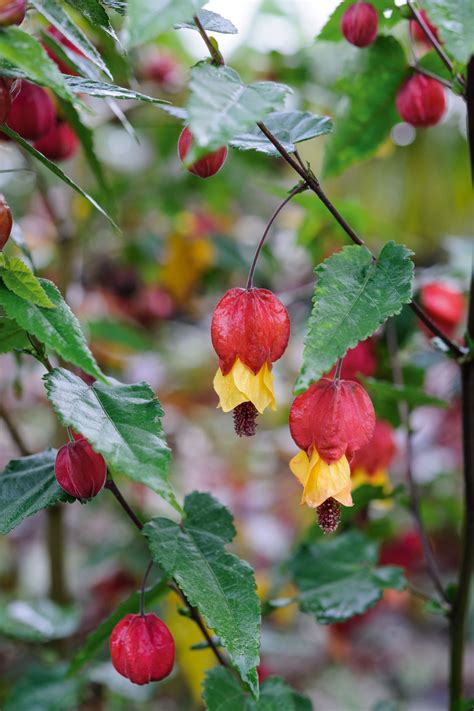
[
  {"x1": 0, "y1": 450, "x2": 72, "y2": 535},
  {"x1": 0, "y1": 126, "x2": 117, "y2": 229},
  {"x1": 30, "y1": 0, "x2": 112, "y2": 78},
  {"x1": 0, "y1": 599, "x2": 80, "y2": 641},
  {"x1": 423, "y1": 0, "x2": 474, "y2": 65},
  {"x1": 4, "y1": 666, "x2": 84, "y2": 711},
  {"x1": 65, "y1": 0, "x2": 118, "y2": 42},
  {"x1": 0, "y1": 316, "x2": 28, "y2": 353},
  {"x1": 230, "y1": 111, "x2": 332, "y2": 156},
  {"x1": 64, "y1": 76, "x2": 171, "y2": 105},
  {"x1": 290, "y1": 531, "x2": 406, "y2": 624},
  {"x1": 0, "y1": 28, "x2": 78, "y2": 104},
  {"x1": 176, "y1": 9, "x2": 237, "y2": 34},
  {"x1": 318, "y1": 0, "x2": 401, "y2": 41},
  {"x1": 0, "y1": 279, "x2": 105, "y2": 381},
  {"x1": 43, "y1": 368, "x2": 179, "y2": 512},
  {"x1": 295, "y1": 241, "x2": 414, "y2": 392},
  {"x1": 143, "y1": 492, "x2": 260, "y2": 695},
  {"x1": 323, "y1": 36, "x2": 407, "y2": 178},
  {"x1": 203, "y1": 668, "x2": 312, "y2": 711},
  {"x1": 124, "y1": 0, "x2": 207, "y2": 49},
  {"x1": 187, "y1": 64, "x2": 291, "y2": 157},
  {"x1": 0, "y1": 256, "x2": 55, "y2": 308}
]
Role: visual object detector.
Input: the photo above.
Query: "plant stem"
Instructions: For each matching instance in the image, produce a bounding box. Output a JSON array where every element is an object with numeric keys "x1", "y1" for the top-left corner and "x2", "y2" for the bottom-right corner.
[
  {"x1": 139, "y1": 560, "x2": 154, "y2": 617},
  {"x1": 46, "y1": 505, "x2": 70, "y2": 604},
  {"x1": 0, "y1": 401, "x2": 29, "y2": 455},
  {"x1": 412, "y1": 64, "x2": 454, "y2": 90},
  {"x1": 246, "y1": 182, "x2": 308, "y2": 289},
  {"x1": 193, "y1": 15, "x2": 224, "y2": 65}
]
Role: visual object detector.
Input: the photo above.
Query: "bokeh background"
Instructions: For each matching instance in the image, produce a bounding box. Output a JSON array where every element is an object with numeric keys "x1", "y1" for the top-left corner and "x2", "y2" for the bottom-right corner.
[{"x1": 0, "y1": 1, "x2": 473, "y2": 709}]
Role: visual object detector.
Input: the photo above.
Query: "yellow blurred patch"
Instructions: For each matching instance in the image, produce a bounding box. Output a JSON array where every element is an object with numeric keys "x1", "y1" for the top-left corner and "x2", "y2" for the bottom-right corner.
[
  {"x1": 213, "y1": 359, "x2": 276, "y2": 414},
  {"x1": 290, "y1": 447, "x2": 353, "y2": 508},
  {"x1": 160, "y1": 231, "x2": 215, "y2": 304}
]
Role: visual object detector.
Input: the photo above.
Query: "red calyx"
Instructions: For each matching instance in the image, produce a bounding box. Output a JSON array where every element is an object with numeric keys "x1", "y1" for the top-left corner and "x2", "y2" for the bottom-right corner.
[
  {"x1": 289, "y1": 378, "x2": 375, "y2": 463},
  {"x1": 0, "y1": 194, "x2": 12, "y2": 250},
  {"x1": 55, "y1": 438, "x2": 106, "y2": 499},
  {"x1": 43, "y1": 25, "x2": 83, "y2": 75},
  {"x1": 328, "y1": 338, "x2": 377, "y2": 381},
  {"x1": 211, "y1": 287, "x2": 290, "y2": 375},
  {"x1": 420, "y1": 282, "x2": 464, "y2": 336},
  {"x1": 0, "y1": 78, "x2": 11, "y2": 123},
  {"x1": 340, "y1": 2, "x2": 378, "y2": 48},
  {"x1": 0, "y1": 0, "x2": 27, "y2": 26},
  {"x1": 178, "y1": 127, "x2": 228, "y2": 178},
  {"x1": 34, "y1": 121, "x2": 79, "y2": 161},
  {"x1": 410, "y1": 10, "x2": 440, "y2": 46},
  {"x1": 6, "y1": 81, "x2": 56, "y2": 140},
  {"x1": 351, "y1": 419, "x2": 396, "y2": 474},
  {"x1": 396, "y1": 75, "x2": 446, "y2": 127},
  {"x1": 110, "y1": 613, "x2": 175, "y2": 685}
]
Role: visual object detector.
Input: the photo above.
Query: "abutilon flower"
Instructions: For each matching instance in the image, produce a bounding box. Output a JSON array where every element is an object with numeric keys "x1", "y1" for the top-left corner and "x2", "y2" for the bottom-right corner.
[
  {"x1": 396, "y1": 75, "x2": 446, "y2": 127},
  {"x1": 55, "y1": 436, "x2": 106, "y2": 499},
  {"x1": 410, "y1": 10, "x2": 440, "y2": 46},
  {"x1": 289, "y1": 378, "x2": 375, "y2": 532},
  {"x1": 351, "y1": 419, "x2": 396, "y2": 494},
  {"x1": 0, "y1": 193, "x2": 12, "y2": 250},
  {"x1": 211, "y1": 287, "x2": 290, "y2": 436},
  {"x1": 340, "y1": 2, "x2": 378, "y2": 48},
  {"x1": 420, "y1": 282, "x2": 464, "y2": 337}
]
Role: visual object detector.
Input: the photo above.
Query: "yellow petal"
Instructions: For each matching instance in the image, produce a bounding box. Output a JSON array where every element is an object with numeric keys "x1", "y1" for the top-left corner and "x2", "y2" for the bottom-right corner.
[
  {"x1": 213, "y1": 366, "x2": 247, "y2": 413},
  {"x1": 232, "y1": 359, "x2": 275, "y2": 414},
  {"x1": 352, "y1": 468, "x2": 392, "y2": 495},
  {"x1": 289, "y1": 450, "x2": 311, "y2": 486},
  {"x1": 301, "y1": 449, "x2": 353, "y2": 508}
]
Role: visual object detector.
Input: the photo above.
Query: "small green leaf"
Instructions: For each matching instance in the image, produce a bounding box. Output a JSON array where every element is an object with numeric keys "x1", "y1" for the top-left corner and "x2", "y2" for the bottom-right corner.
[
  {"x1": 187, "y1": 63, "x2": 291, "y2": 157},
  {"x1": 0, "y1": 279, "x2": 105, "y2": 381},
  {"x1": 65, "y1": 0, "x2": 118, "y2": 42},
  {"x1": 295, "y1": 241, "x2": 414, "y2": 393},
  {"x1": 43, "y1": 368, "x2": 180, "y2": 512},
  {"x1": 362, "y1": 377, "x2": 448, "y2": 410},
  {"x1": 323, "y1": 36, "x2": 407, "y2": 177},
  {"x1": 290, "y1": 531, "x2": 406, "y2": 624},
  {"x1": 64, "y1": 75, "x2": 171, "y2": 106},
  {"x1": 423, "y1": 0, "x2": 474, "y2": 66},
  {"x1": 0, "y1": 256, "x2": 55, "y2": 308},
  {"x1": 176, "y1": 10, "x2": 237, "y2": 34},
  {"x1": 318, "y1": 0, "x2": 401, "y2": 41},
  {"x1": 143, "y1": 492, "x2": 261, "y2": 696},
  {"x1": 0, "y1": 599, "x2": 80, "y2": 641},
  {"x1": 4, "y1": 666, "x2": 84, "y2": 711},
  {"x1": 0, "y1": 450, "x2": 72, "y2": 535},
  {"x1": 124, "y1": 0, "x2": 207, "y2": 49},
  {"x1": 230, "y1": 111, "x2": 332, "y2": 156},
  {"x1": 0, "y1": 316, "x2": 28, "y2": 353}
]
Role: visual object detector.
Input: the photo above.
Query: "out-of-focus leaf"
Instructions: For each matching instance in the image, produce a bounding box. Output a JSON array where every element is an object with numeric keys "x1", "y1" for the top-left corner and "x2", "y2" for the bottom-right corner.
[
  {"x1": 0, "y1": 450, "x2": 72, "y2": 535},
  {"x1": 323, "y1": 36, "x2": 407, "y2": 177},
  {"x1": 30, "y1": 0, "x2": 112, "y2": 78},
  {"x1": 317, "y1": 0, "x2": 400, "y2": 41},
  {"x1": 4, "y1": 666, "x2": 84, "y2": 711},
  {"x1": 101, "y1": 0, "x2": 126, "y2": 14},
  {"x1": 0, "y1": 599, "x2": 80, "y2": 641},
  {"x1": 124, "y1": 0, "x2": 207, "y2": 49},
  {"x1": 362, "y1": 378, "x2": 448, "y2": 410},
  {"x1": 43, "y1": 368, "x2": 180, "y2": 512},
  {"x1": 64, "y1": 75, "x2": 171, "y2": 106},
  {"x1": 230, "y1": 111, "x2": 332, "y2": 156},
  {"x1": 65, "y1": 0, "x2": 118, "y2": 42},
  {"x1": 423, "y1": 0, "x2": 474, "y2": 65},
  {"x1": 290, "y1": 531, "x2": 406, "y2": 623},
  {"x1": 295, "y1": 242, "x2": 414, "y2": 393},
  {"x1": 176, "y1": 10, "x2": 237, "y2": 34},
  {"x1": 0, "y1": 317, "x2": 28, "y2": 353},
  {"x1": 143, "y1": 492, "x2": 261, "y2": 696},
  {"x1": 0, "y1": 255, "x2": 55, "y2": 308},
  {"x1": 87, "y1": 318, "x2": 153, "y2": 351},
  {"x1": 203, "y1": 668, "x2": 312, "y2": 710}
]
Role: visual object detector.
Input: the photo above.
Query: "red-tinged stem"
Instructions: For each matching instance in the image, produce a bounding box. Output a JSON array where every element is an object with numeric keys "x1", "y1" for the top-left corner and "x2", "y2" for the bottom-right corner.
[{"x1": 139, "y1": 560, "x2": 154, "y2": 617}]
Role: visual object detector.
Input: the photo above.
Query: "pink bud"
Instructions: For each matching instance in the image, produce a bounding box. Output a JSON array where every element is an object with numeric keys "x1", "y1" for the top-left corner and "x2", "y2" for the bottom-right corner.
[
  {"x1": 110, "y1": 614, "x2": 175, "y2": 685},
  {"x1": 55, "y1": 438, "x2": 106, "y2": 499},
  {"x1": 178, "y1": 127, "x2": 227, "y2": 178},
  {"x1": 34, "y1": 121, "x2": 79, "y2": 161},
  {"x1": 341, "y1": 2, "x2": 378, "y2": 48},
  {"x1": 396, "y1": 75, "x2": 446, "y2": 127},
  {"x1": 0, "y1": 0, "x2": 27, "y2": 26}
]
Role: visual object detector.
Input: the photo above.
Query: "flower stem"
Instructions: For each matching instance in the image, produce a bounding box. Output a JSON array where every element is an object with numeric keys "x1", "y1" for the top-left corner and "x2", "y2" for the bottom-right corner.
[{"x1": 139, "y1": 560, "x2": 154, "y2": 617}]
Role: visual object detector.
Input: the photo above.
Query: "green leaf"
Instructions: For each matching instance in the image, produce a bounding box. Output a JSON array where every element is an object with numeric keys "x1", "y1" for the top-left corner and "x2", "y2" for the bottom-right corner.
[
  {"x1": 423, "y1": 0, "x2": 474, "y2": 66},
  {"x1": 87, "y1": 317, "x2": 153, "y2": 351},
  {"x1": 143, "y1": 492, "x2": 260, "y2": 695},
  {"x1": 65, "y1": 0, "x2": 118, "y2": 42},
  {"x1": 0, "y1": 27, "x2": 78, "y2": 104},
  {"x1": 67, "y1": 579, "x2": 169, "y2": 674},
  {"x1": 187, "y1": 63, "x2": 291, "y2": 157},
  {"x1": 318, "y1": 0, "x2": 401, "y2": 41},
  {"x1": 0, "y1": 256, "x2": 55, "y2": 308},
  {"x1": 4, "y1": 666, "x2": 84, "y2": 711},
  {"x1": 176, "y1": 10, "x2": 237, "y2": 34},
  {"x1": 124, "y1": 0, "x2": 207, "y2": 49},
  {"x1": 43, "y1": 368, "x2": 180, "y2": 512},
  {"x1": 323, "y1": 36, "x2": 407, "y2": 178},
  {"x1": 290, "y1": 531, "x2": 406, "y2": 624},
  {"x1": 30, "y1": 0, "x2": 112, "y2": 79},
  {"x1": 64, "y1": 75, "x2": 171, "y2": 105},
  {"x1": 0, "y1": 125, "x2": 117, "y2": 229},
  {"x1": 362, "y1": 377, "x2": 448, "y2": 410},
  {"x1": 0, "y1": 599, "x2": 80, "y2": 641},
  {"x1": 230, "y1": 111, "x2": 332, "y2": 156},
  {"x1": 0, "y1": 316, "x2": 28, "y2": 353},
  {"x1": 0, "y1": 279, "x2": 105, "y2": 381},
  {"x1": 0, "y1": 450, "x2": 72, "y2": 535},
  {"x1": 102, "y1": 0, "x2": 126, "y2": 14},
  {"x1": 203, "y1": 668, "x2": 312, "y2": 711},
  {"x1": 295, "y1": 241, "x2": 414, "y2": 393}
]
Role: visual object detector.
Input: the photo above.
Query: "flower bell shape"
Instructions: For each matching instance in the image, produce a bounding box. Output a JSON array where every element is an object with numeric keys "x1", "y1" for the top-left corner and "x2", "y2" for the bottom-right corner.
[
  {"x1": 289, "y1": 378, "x2": 375, "y2": 532},
  {"x1": 420, "y1": 282, "x2": 464, "y2": 337},
  {"x1": 340, "y1": 2, "x2": 378, "y2": 48},
  {"x1": 0, "y1": 194, "x2": 12, "y2": 250},
  {"x1": 110, "y1": 613, "x2": 175, "y2": 685},
  {"x1": 55, "y1": 437, "x2": 106, "y2": 499},
  {"x1": 211, "y1": 287, "x2": 290, "y2": 436},
  {"x1": 351, "y1": 419, "x2": 396, "y2": 494},
  {"x1": 34, "y1": 120, "x2": 79, "y2": 161},
  {"x1": 6, "y1": 81, "x2": 56, "y2": 140},
  {"x1": 178, "y1": 127, "x2": 228, "y2": 178},
  {"x1": 0, "y1": 0, "x2": 26, "y2": 26},
  {"x1": 396, "y1": 75, "x2": 446, "y2": 127}
]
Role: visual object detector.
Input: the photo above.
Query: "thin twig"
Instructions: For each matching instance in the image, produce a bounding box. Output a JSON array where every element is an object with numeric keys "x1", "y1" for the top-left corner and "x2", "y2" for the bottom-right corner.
[
  {"x1": 193, "y1": 15, "x2": 224, "y2": 65},
  {"x1": 0, "y1": 401, "x2": 30, "y2": 455},
  {"x1": 412, "y1": 64, "x2": 455, "y2": 91},
  {"x1": 139, "y1": 560, "x2": 154, "y2": 617}
]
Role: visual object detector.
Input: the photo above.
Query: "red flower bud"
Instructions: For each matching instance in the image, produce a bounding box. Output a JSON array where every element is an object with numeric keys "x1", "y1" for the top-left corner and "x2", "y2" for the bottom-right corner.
[
  {"x1": 43, "y1": 25, "x2": 83, "y2": 75},
  {"x1": 55, "y1": 438, "x2": 106, "y2": 499},
  {"x1": 379, "y1": 530, "x2": 423, "y2": 572},
  {"x1": 290, "y1": 378, "x2": 375, "y2": 463},
  {"x1": 6, "y1": 81, "x2": 56, "y2": 140},
  {"x1": 420, "y1": 282, "x2": 464, "y2": 336},
  {"x1": 0, "y1": 0, "x2": 26, "y2": 26},
  {"x1": 139, "y1": 51, "x2": 181, "y2": 89},
  {"x1": 34, "y1": 121, "x2": 79, "y2": 161},
  {"x1": 327, "y1": 338, "x2": 377, "y2": 381},
  {"x1": 178, "y1": 127, "x2": 228, "y2": 178},
  {"x1": 340, "y1": 2, "x2": 378, "y2": 48},
  {"x1": 351, "y1": 419, "x2": 396, "y2": 475},
  {"x1": 410, "y1": 10, "x2": 440, "y2": 46},
  {"x1": 0, "y1": 78, "x2": 11, "y2": 123},
  {"x1": 110, "y1": 613, "x2": 175, "y2": 685},
  {"x1": 211, "y1": 287, "x2": 290, "y2": 375},
  {"x1": 0, "y1": 193, "x2": 12, "y2": 250},
  {"x1": 396, "y1": 75, "x2": 446, "y2": 127}
]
